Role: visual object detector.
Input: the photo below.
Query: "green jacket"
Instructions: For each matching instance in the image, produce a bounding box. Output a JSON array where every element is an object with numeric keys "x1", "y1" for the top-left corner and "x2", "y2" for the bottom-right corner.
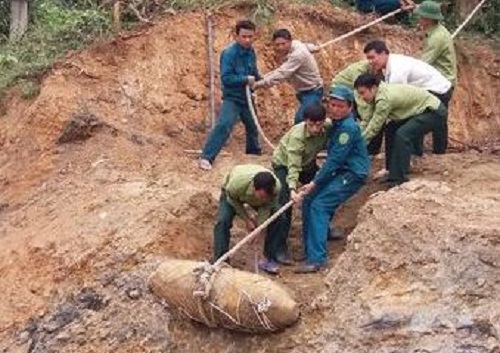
[
  {"x1": 331, "y1": 60, "x2": 371, "y2": 90},
  {"x1": 272, "y1": 120, "x2": 332, "y2": 190},
  {"x1": 331, "y1": 60, "x2": 376, "y2": 122},
  {"x1": 361, "y1": 82, "x2": 441, "y2": 142},
  {"x1": 222, "y1": 164, "x2": 281, "y2": 224},
  {"x1": 422, "y1": 23, "x2": 457, "y2": 85}
]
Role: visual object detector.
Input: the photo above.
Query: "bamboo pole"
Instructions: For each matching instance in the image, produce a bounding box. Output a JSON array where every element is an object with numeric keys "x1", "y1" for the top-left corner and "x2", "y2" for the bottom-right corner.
[
  {"x1": 205, "y1": 12, "x2": 216, "y2": 128},
  {"x1": 452, "y1": 0, "x2": 488, "y2": 39},
  {"x1": 318, "y1": 9, "x2": 403, "y2": 50},
  {"x1": 113, "y1": 1, "x2": 121, "y2": 33},
  {"x1": 184, "y1": 149, "x2": 230, "y2": 156},
  {"x1": 213, "y1": 201, "x2": 294, "y2": 268}
]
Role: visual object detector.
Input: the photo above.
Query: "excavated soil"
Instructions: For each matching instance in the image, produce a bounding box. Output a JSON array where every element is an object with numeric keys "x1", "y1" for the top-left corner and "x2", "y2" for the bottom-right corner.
[{"x1": 0, "y1": 2, "x2": 499, "y2": 352}]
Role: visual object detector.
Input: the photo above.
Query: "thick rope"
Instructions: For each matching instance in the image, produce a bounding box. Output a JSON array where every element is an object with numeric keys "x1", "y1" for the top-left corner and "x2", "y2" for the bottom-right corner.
[
  {"x1": 318, "y1": 9, "x2": 403, "y2": 50},
  {"x1": 243, "y1": 8, "x2": 404, "y2": 150},
  {"x1": 192, "y1": 200, "x2": 294, "y2": 299},
  {"x1": 452, "y1": 0, "x2": 488, "y2": 39},
  {"x1": 213, "y1": 200, "x2": 294, "y2": 267},
  {"x1": 246, "y1": 85, "x2": 276, "y2": 150}
]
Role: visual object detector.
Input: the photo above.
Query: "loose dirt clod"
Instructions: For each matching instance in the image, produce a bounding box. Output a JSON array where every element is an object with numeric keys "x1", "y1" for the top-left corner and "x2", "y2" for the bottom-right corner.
[
  {"x1": 149, "y1": 259, "x2": 300, "y2": 333},
  {"x1": 57, "y1": 113, "x2": 105, "y2": 144}
]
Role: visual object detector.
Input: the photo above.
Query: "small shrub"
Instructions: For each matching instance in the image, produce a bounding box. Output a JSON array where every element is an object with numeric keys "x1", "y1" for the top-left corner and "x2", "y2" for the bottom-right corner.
[{"x1": 21, "y1": 80, "x2": 41, "y2": 99}]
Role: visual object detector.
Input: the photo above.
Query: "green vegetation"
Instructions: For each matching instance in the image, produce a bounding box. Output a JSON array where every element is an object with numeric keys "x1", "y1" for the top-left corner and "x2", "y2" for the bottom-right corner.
[
  {"x1": 0, "y1": 0, "x2": 110, "y2": 93},
  {"x1": 0, "y1": 0, "x2": 302, "y2": 94},
  {"x1": 0, "y1": 0, "x2": 498, "y2": 96},
  {"x1": 20, "y1": 78, "x2": 41, "y2": 99}
]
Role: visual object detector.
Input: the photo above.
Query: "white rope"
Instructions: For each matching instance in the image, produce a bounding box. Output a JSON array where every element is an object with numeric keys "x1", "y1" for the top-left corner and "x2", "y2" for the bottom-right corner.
[
  {"x1": 452, "y1": 0, "x2": 488, "y2": 39},
  {"x1": 213, "y1": 200, "x2": 293, "y2": 268},
  {"x1": 192, "y1": 201, "x2": 293, "y2": 299},
  {"x1": 318, "y1": 9, "x2": 403, "y2": 50},
  {"x1": 245, "y1": 85, "x2": 276, "y2": 150}
]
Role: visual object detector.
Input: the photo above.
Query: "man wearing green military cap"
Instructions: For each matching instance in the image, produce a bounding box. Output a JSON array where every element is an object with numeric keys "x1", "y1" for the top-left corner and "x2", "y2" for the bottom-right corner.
[
  {"x1": 331, "y1": 60, "x2": 385, "y2": 156},
  {"x1": 296, "y1": 86, "x2": 370, "y2": 273},
  {"x1": 415, "y1": 0, "x2": 457, "y2": 151}
]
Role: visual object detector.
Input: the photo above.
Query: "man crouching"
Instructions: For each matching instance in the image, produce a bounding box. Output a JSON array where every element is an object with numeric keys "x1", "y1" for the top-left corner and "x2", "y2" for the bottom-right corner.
[{"x1": 212, "y1": 164, "x2": 284, "y2": 274}]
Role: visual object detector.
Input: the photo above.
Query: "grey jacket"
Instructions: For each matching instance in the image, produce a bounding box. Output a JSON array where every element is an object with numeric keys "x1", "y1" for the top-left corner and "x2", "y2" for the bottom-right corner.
[{"x1": 261, "y1": 40, "x2": 323, "y2": 92}]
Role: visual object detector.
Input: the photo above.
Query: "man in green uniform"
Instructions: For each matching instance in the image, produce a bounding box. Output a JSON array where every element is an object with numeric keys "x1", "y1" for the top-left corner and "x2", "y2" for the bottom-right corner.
[
  {"x1": 271, "y1": 102, "x2": 331, "y2": 265},
  {"x1": 416, "y1": 1, "x2": 457, "y2": 88},
  {"x1": 416, "y1": 0, "x2": 457, "y2": 151},
  {"x1": 354, "y1": 73, "x2": 447, "y2": 186},
  {"x1": 331, "y1": 60, "x2": 383, "y2": 155},
  {"x1": 331, "y1": 60, "x2": 372, "y2": 90},
  {"x1": 212, "y1": 164, "x2": 283, "y2": 274}
]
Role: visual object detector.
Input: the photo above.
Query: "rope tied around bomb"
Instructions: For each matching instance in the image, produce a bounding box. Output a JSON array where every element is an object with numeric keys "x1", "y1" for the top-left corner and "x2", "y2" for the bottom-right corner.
[
  {"x1": 191, "y1": 201, "x2": 294, "y2": 300},
  {"x1": 192, "y1": 260, "x2": 219, "y2": 299},
  {"x1": 191, "y1": 261, "x2": 276, "y2": 331}
]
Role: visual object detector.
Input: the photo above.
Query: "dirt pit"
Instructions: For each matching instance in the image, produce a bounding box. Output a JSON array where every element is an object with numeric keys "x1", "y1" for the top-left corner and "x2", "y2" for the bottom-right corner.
[{"x1": 0, "y1": 1, "x2": 500, "y2": 352}]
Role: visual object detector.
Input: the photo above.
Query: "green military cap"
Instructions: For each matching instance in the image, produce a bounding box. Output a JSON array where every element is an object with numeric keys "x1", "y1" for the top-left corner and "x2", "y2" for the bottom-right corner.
[
  {"x1": 415, "y1": 1, "x2": 444, "y2": 21},
  {"x1": 329, "y1": 85, "x2": 354, "y2": 103}
]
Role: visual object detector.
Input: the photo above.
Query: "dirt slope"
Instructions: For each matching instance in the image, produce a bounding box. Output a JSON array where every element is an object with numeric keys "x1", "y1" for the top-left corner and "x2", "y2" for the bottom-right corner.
[
  {"x1": 0, "y1": 2, "x2": 499, "y2": 352},
  {"x1": 1, "y1": 2, "x2": 499, "y2": 205},
  {"x1": 303, "y1": 156, "x2": 500, "y2": 353}
]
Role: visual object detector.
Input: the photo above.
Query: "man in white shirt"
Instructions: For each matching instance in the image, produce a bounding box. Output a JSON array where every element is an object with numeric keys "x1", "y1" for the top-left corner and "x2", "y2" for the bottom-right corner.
[
  {"x1": 363, "y1": 39, "x2": 452, "y2": 158},
  {"x1": 254, "y1": 29, "x2": 324, "y2": 124},
  {"x1": 363, "y1": 40, "x2": 452, "y2": 98}
]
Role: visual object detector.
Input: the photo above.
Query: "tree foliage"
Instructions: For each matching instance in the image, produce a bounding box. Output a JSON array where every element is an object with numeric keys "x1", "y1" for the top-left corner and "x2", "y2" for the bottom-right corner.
[
  {"x1": 0, "y1": 0, "x2": 498, "y2": 94},
  {"x1": 0, "y1": 0, "x2": 110, "y2": 91},
  {"x1": 0, "y1": 0, "x2": 10, "y2": 39}
]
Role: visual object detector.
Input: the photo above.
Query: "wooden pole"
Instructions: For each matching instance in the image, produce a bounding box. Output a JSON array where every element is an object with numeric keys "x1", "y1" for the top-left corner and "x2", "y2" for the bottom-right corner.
[
  {"x1": 9, "y1": 0, "x2": 28, "y2": 41},
  {"x1": 213, "y1": 201, "x2": 293, "y2": 268},
  {"x1": 205, "y1": 12, "x2": 216, "y2": 128},
  {"x1": 184, "y1": 149, "x2": 231, "y2": 156},
  {"x1": 113, "y1": 0, "x2": 121, "y2": 33},
  {"x1": 318, "y1": 9, "x2": 402, "y2": 50}
]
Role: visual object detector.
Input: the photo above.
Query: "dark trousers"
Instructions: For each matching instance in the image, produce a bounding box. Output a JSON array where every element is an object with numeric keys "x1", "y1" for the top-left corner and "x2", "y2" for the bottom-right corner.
[
  {"x1": 272, "y1": 164, "x2": 318, "y2": 256},
  {"x1": 302, "y1": 172, "x2": 365, "y2": 265},
  {"x1": 201, "y1": 99, "x2": 261, "y2": 163},
  {"x1": 387, "y1": 105, "x2": 448, "y2": 183},
  {"x1": 295, "y1": 87, "x2": 324, "y2": 124},
  {"x1": 354, "y1": 101, "x2": 385, "y2": 156},
  {"x1": 429, "y1": 87, "x2": 454, "y2": 154},
  {"x1": 415, "y1": 87, "x2": 454, "y2": 155},
  {"x1": 367, "y1": 128, "x2": 385, "y2": 156},
  {"x1": 384, "y1": 119, "x2": 410, "y2": 170},
  {"x1": 212, "y1": 190, "x2": 283, "y2": 262}
]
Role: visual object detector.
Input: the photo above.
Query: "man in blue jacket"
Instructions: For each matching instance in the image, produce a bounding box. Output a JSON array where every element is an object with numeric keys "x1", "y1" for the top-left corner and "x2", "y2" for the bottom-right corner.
[
  {"x1": 199, "y1": 20, "x2": 262, "y2": 171},
  {"x1": 295, "y1": 86, "x2": 371, "y2": 273},
  {"x1": 356, "y1": 0, "x2": 414, "y2": 23}
]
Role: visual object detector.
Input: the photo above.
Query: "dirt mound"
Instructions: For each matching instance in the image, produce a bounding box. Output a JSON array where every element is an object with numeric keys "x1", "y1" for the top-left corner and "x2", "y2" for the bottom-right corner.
[
  {"x1": 303, "y1": 168, "x2": 500, "y2": 352},
  {"x1": 57, "y1": 113, "x2": 111, "y2": 144}
]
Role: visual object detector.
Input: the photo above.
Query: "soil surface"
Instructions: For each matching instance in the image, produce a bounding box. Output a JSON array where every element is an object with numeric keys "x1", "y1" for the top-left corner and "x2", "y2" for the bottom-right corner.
[{"x1": 0, "y1": 2, "x2": 499, "y2": 352}]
